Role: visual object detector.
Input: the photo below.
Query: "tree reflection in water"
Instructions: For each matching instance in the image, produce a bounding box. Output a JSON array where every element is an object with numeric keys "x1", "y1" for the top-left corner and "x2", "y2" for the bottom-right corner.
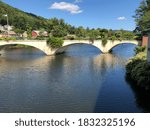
[{"x1": 126, "y1": 77, "x2": 150, "y2": 113}]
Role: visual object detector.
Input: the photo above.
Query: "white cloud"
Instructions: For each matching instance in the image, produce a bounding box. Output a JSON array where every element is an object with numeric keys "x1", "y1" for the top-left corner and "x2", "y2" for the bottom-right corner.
[
  {"x1": 74, "y1": 0, "x2": 82, "y2": 3},
  {"x1": 50, "y1": 2, "x2": 83, "y2": 14},
  {"x1": 117, "y1": 16, "x2": 127, "y2": 21}
]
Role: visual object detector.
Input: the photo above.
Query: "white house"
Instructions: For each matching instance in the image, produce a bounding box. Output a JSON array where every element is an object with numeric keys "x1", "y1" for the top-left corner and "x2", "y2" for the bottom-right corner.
[
  {"x1": 3, "y1": 25, "x2": 13, "y2": 31},
  {"x1": 0, "y1": 25, "x2": 4, "y2": 31}
]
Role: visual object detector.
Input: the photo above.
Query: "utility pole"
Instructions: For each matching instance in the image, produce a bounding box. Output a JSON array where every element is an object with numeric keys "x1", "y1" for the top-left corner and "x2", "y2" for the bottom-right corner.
[{"x1": 3, "y1": 14, "x2": 9, "y2": 37}]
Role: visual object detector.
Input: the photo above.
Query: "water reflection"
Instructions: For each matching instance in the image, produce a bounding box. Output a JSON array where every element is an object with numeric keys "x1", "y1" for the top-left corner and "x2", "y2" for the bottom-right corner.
[
  {"x1": 126, "y1": 78, "x2": 150, "y2": 113},
  {"x1": 0, "y1": 44, "x2": 145, "y2": 112}
]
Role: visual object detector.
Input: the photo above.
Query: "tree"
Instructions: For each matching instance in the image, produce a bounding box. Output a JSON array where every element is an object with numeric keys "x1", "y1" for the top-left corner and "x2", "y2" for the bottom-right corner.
[
  {"x1": 134, "y1": 0, "x2": 150, "y2": 31},
  {"x1": 39, "y1": 28, "x2": 45, "y2": 36},
  {"x1": 75, "y1": 26, "x2": 86, "y2": 38},
  {"x1": 13, "y1": 27, "x2": 24, "y2": 36},
  {"x1": 115, "y1": 31, "x2": 123, "y2": 40},
  {"x1": 109, "y1": 36, "x2": 116, "y2": 41},
  {"x1": 123, "y1": 32, "x2": 134, "y2": 40},
  {"x1": 51, "y1": 25, "x2": 67, "y2": 37},
  {"x1": 26, "y1": 25, "x2": 32, "y2": 38},
  {"x1": 102, "y1": 37, "x2": 108, "y2": 46},
  {"x1": 88, "y1": 29, "x2": 99, "y2": 43}
]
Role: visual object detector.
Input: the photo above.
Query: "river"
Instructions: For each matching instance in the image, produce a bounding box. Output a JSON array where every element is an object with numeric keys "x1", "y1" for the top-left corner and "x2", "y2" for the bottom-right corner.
[{"x1": 0, "y1": 44, "x2": 147, "y2": 112}]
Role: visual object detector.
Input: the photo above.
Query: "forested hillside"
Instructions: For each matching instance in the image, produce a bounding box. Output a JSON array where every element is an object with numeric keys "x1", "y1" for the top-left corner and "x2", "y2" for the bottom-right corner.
[
  {"x1": 0, "y1": 0, "x2": 70, "y2": 35},
  {"x1": 0, "y1": 1, "x2": 135, "y2": 40}
]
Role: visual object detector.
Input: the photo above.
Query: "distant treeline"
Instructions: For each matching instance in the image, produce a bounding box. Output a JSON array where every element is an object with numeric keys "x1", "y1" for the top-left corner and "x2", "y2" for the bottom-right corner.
[{"x1": 0, "y1": 1, "x2": 135, "y2": 40}]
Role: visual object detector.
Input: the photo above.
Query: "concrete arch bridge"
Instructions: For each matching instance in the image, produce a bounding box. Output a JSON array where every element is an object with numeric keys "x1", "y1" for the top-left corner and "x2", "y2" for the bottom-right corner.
[{"x1": 0, "y1": 40, "x2": 140, "y2": 55}]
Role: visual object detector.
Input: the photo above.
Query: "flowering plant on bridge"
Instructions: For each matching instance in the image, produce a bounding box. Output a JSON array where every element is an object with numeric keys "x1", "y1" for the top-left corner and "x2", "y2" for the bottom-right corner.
[{"x1": 47, "y1": 36, "x2": 63, "y2": 49}]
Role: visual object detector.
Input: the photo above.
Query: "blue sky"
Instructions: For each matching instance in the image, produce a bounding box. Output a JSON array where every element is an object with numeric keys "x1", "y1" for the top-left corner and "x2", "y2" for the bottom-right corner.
[{"x1": 2, "y1": 0, "x2": 142, "y2": 30}]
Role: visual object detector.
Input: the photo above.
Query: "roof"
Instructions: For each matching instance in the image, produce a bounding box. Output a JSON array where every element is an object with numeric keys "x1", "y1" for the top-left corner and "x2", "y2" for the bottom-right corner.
[{"x1": 9, "y1": 31, "x2": 16, "y2": 35}]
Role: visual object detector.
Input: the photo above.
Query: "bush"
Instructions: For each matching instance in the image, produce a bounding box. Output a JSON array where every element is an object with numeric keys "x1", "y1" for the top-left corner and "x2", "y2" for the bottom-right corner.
[
  {"x1": 102, "y1": 38, "x2": 107, "y2": 46},
  {"x1": 134, "y1": 46, "x2": 146, "y2": 55},
  {"x1": 35, "y1": 36, "x2": 47, "y2": 40},
  {"x1": 126, "y1": 51, "x2": 150, "y2": 89},
  {"x1": 47, "y1": 36, "x2": 63, "y2": 49}
]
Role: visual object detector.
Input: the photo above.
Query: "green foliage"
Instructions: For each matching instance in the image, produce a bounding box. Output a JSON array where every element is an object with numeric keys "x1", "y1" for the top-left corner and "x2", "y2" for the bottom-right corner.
[
  {"x1": 47, "y1": 36, "x2": 63, "y2": 49},
  {"x1": 75, "y1": 26, "x2": 86, "y2": 38},
  {"x1": 102, "y1": 38, "x2": 108, "y2": 46},
  {"x1": 134, "y1": 0, "x2": 150, "y2": 31},
  {"x1": 87, "y1": 29, "x2": 100, "y2": 42},
  {"x1": 109, "y1": 36, "x2": 116, "y2": 41},
  {"x1": 51, "y1": 26, "x2": 67, "y2": 37},
  {"x1": 126, "y1": 51, "x2": 150, "y2": 89},
  {"x1": 35, "y1": 36, "x2": 47, "y2": 40},
  {"x1": 0, "y1": 1, "x2": 135, "y2": 41},
  {"x1": 134, "y1": 46, "x2": 146, "y2": 55},
  {"x1": 0, "y1": 37, "x2": 16, "y2": 41}
]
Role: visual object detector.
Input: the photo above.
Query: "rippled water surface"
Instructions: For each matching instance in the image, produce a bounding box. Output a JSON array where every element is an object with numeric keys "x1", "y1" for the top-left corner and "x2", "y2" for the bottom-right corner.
[{"x1": 0, "y1": 44, "x2": 145, "y2": 112}]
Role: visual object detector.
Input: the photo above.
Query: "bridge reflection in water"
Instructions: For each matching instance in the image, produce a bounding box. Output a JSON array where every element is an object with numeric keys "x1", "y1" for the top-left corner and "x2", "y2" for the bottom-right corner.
[{"x1": 0, "y1": 44, "x2": 143, "y2": 112}]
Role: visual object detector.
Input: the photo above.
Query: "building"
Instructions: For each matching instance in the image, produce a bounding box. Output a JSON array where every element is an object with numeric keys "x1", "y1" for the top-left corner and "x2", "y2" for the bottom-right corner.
[
  {"x1": 23, "y1": 31, "x2": 28, "y2": 38},
  {"x1": 3, "y1": 25, "x2": 13, "y2": 31},
  {"x1": 42, "y1": 31, "x2": 48, "y2": 37},
  {"x1": 0, "y1": 25, "x2": 4, "y2": 31},
  {"x1": 142, "y1": 35, "x2": 148, "y2": 47},
  {"x1": 32, "y1": 30, "x2": 48, "y2": 38},
  {"x1": 8, "y1": 31, "x2": 17, "y2": 37},
  {"x1": 0, "y1": 32, "x2": 7, "y2": 38},
  {"x1": 0, "y1": 25, "x2": 15, "y2": 38},
  {"x1": 0, "y1": 34, "x2": 6, "y2": 38},
  {"x1": 32, "y1": 30, "x2": 40, "y2": 38},
  {"x1": 141, "y1": 34, "x2": 149, "y2": 47}
]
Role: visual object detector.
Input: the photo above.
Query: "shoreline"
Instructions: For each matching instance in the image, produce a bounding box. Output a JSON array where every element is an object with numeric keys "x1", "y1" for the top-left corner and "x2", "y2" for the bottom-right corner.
[{"x1": 126, "y1": 49, "x2": 150, "y2": 90}]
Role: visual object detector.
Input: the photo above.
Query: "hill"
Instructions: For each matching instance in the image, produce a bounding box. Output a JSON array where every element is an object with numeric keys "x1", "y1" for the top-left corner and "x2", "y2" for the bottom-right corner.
[
  {"x1": 0, "y1": 1, "x2": 51, "y2": 31},
  {"x1": 0, "y1": 1, "x2": 135, "y2": 40}
]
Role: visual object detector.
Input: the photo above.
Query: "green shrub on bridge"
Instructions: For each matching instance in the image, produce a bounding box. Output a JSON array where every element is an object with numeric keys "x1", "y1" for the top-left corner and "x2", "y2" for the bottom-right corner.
[
  {"x1": 47, "y1": 36, "x2": 63, "y2": 49},
  {"x1": 102, "y1": 38, "x2": 107, "y2": 46}
]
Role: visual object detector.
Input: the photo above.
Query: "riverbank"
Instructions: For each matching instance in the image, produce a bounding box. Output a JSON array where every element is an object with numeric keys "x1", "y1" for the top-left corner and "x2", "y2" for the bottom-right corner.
[{"x1": 126, "y1": 47, "x2": 150, "y2": 90}]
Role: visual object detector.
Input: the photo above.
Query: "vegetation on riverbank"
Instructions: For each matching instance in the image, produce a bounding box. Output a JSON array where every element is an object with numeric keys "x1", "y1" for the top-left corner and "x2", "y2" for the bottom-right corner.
[
  {"x1": 126, "y1": 47, "x2": 150, "y2": 89},
  {"x1": 126, "y1": 0, "x2": 150, "y2": 90}
]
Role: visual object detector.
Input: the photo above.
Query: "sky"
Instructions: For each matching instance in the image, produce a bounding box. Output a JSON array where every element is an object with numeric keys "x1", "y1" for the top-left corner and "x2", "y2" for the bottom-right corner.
[{"x1": 2, "y1": 0, "x2": 142, "y2": 30}]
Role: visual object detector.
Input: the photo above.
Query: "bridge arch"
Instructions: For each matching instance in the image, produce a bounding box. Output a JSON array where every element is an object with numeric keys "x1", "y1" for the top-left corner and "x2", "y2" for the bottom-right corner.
[
  {"x1": 55, "y1": 43, "x2": 102, "y2": 54},
  {"x1": 0, "y1": 43, "x2": 47, "y2": 55},
  {"x1": 0, "y1": 41, "x2": 52, "y2": 55},
  {"x1": 107, "y1": 42, "x2": 138, "y2": 52}
]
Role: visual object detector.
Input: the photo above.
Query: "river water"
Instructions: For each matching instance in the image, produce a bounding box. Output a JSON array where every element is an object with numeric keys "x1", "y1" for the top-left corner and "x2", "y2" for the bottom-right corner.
[{"x1": 0, "y1": 44, "x2": 147, "y2": 112}]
